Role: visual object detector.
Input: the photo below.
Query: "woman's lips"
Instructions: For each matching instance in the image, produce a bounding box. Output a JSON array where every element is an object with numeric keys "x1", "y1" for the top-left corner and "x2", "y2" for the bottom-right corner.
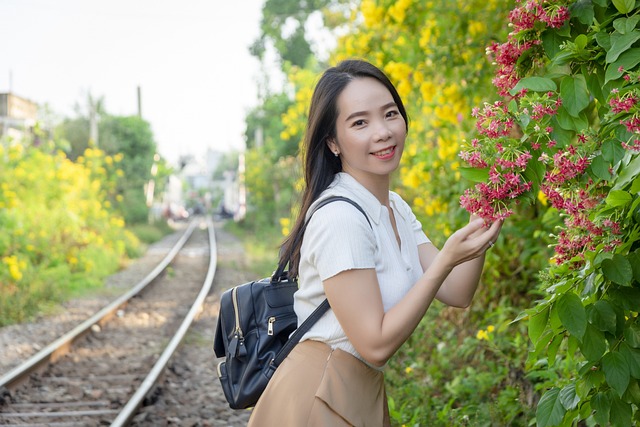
[{"x1": 372, "y1": 146, "x2": 396, "y2": 160}]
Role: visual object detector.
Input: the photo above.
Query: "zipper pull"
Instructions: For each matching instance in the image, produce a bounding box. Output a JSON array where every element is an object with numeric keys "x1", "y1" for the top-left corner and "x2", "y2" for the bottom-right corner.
[{"x1": 268, "y1": 317, "x2": 276, "y2": 336}]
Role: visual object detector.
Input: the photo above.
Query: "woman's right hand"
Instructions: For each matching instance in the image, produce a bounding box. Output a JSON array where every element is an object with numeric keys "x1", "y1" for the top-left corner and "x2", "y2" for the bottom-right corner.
[{"x1": 438, "y1": 217, "x2": 502, "y2": 268}]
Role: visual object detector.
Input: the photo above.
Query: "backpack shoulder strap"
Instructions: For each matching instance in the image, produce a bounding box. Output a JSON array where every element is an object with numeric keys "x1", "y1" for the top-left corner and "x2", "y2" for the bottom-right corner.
[
  {"x1": 271, "y1": 196, "x2": 371, "y2": 368},
  {"x1": 272, "y1": 196, "x2": 371, "y2": 282}
]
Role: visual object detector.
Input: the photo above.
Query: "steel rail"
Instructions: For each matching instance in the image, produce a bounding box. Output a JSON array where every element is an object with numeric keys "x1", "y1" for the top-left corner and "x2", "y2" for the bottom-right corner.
[
  {"x1": 0, "y1": 219, "x2": 199, "y2": 391},
  {"x1": 111, "y1": 217, "x2": 217, "y2": 427}
]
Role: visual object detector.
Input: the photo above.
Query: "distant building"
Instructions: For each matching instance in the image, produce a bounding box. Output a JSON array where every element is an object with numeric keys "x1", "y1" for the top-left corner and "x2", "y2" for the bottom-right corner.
[
  {"x1": 160, "y1": 148, "x2": 239, "y2": 220},
  {"x1": 0, "y1": 93, "x2": 38, "y2": 140}
]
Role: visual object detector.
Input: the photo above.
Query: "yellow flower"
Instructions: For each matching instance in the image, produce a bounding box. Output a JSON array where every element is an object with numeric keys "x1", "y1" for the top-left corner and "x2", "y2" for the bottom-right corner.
[
  {"x1": 280, "y1": 217, "x2": 291, "y2": 236},
  {"x1": 361, "y1": 0, "x2": 385, "y2": 28},
  {"x1": 420, "y1": 81, "x2": 436, "y2": 102},
  {"x1": 3, "y1": 255, "x2": 23, "y2": 281},
  {"x1": 388, "y1": 0, "x2": 412, "y2": 23},
  {"x1": 537, "y1": 190, "x2": 548, "y2": 206},
  {"x1": 487, "y1": 325, "x2": 495, "y2": 333},
  {"x1": 468, "y1": 20, "x2": 486, "y2": 37},
  {"x1": 476, "y1": 329, "x2": 489, "y2": 340},
  {"x1": 404, "y1": 366, "x2": 413, "y2": 374}
]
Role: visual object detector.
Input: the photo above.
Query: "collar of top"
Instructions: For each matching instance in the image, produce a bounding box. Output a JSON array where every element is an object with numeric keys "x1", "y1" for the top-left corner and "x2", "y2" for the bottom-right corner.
[{"x1": 327, "y1": 172, "x2": 403, "y2": 226}]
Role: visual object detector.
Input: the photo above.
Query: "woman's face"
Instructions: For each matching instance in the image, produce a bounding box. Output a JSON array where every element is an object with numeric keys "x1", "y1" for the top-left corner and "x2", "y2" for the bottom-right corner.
[{"x1": 329, "y1": 77, "x2": 406, "y2": 184}]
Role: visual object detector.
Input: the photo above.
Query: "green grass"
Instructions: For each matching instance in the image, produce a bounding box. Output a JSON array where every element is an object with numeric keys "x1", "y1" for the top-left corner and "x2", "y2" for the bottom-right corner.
[
  {"x1": 128, "y1": 221, "x2": 174, "y2": 244},
  {"x1": 223, "y1": 221, "x2": 282, "y2": 277}
]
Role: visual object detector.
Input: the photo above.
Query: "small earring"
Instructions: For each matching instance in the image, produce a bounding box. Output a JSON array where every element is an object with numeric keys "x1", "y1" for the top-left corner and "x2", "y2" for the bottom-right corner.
[{"x1": 334, "y1": 152, "x2": 339, "y2": 157}]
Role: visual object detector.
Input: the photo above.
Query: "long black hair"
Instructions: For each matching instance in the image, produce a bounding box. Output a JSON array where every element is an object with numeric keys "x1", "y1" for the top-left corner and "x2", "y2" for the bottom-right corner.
[{"x1": 278, "y1": 59, "x2": 409, "y2": 279}]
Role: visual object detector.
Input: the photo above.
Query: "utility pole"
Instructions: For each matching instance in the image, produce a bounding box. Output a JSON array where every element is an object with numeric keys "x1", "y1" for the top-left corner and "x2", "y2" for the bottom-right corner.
[
  {"x1": 137, "y1": 86, "x2": 142, "y2": 118},
  {"x1": 88, "y1": 94, "x2": 99, "y2": 147}
]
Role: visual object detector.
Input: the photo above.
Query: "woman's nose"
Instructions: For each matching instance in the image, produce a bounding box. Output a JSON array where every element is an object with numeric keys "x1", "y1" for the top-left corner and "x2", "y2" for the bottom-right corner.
[{"x1": 374, "y1": 123, "x2": 392, "y2": 142}]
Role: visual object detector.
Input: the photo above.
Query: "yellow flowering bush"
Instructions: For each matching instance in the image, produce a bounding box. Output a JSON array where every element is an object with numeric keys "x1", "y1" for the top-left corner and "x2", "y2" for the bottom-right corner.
[{"x1": 0, "y1": 140, "x2": 138, "y2": 325}]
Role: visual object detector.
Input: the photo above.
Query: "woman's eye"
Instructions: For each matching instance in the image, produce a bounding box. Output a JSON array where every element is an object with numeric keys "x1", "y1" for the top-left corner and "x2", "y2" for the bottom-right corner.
[
  {"x1": 352, "y1": 119, "x2": 366, "y2": 127},
  {"x1": 386, "y1": 110, "x2": 399, "y2": 118}
]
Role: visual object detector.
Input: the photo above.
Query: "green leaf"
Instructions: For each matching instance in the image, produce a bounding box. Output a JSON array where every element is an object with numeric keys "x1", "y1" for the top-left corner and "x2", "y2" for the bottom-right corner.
[
  {"x1": 609, "y1": 392, "x2": 632, "y2": 427},
  {"x1": 602, "y1": 139, "x2": 626, "y2": 164},
  {"x1": 536, "y1": 388, "x2": 566, "y2": 427},
  {"x1": 568, "y1": 334, "x2": 579, "y2": 356},
  {"x1": 607, "y1": 30, "x2": 640, "y2": 63},
  {"x1": 630, "y1": 177, "x2": 640, "y2": 194},
  {"x1": 550, "y1": 117, "x2": 575, "y2": 143},
  {"x1": 459, "y1": 166, "x2": 489, "y2": 183},
  {"x1": 589, "y1": 300, "x2": 618, "y2": 334},
  {"x1": 571, "y1": 0, "x2": 595, "y2": 25},
  {"x1": 556, "y1": 106, "x2": 589, "y2": 131},
  {"x1": 612, "y1": 0, "x2": 636, "y2": 14},
  {"x1": 624, "y1": 379, "x2": 640, "y2": 404},
  {"x1": 580, "y1": 323, "x2": 607, "y2": 361},
  {"x1": 602, "y1": 254, "x2": 633, "y2": 285},
  {"x1": 529, "y1": 306, "x2": 549, "y2": 343},
  {"x1": 547, "y1": 334, "x2": 563, "y2": 365},
  {"x1": 613, "y1": 154, "x2": 640, "y2": 190},
  {"x1": 585, "y1": 65, "x2": 606, "y2": 104},
  {"x1": 625, "y1": 323, "x2": 640, "y2": 348},
  {"x1": 596, "y1": 31, "x2": 612, "y2": 50},
  {"x1": 523, "y1": 158, "x2": 546, "y2": 187},
  {"x1": 590, "y1": 155, "x2": 612, "y2": 180},
  {"x1": 584, "y1": 367, "x2": 606, "y2": 389},
  {"x1": 560, "y1": 75, "x2": 590, "y2": 117},
  {"x1": 557, "y1": 293, "x2": 587, "y2": 339},
  {"x1": 602, "y1": 351, "x2": 630, "y2": 397},
  {"x1": 605, "y1": 48, "x2": 640, "y2": 83},
  {"x1": 543, "y1": 29, "x2": 570, "y2": 60},
  {"x1": 612, "y1": 17, "x2": 640, "y2": 34},
  {"x1": 575, "y1": 34, "x2": 589, "y2": 51},
  {"x1": 605, "y1": 190, "x2": 632, "y2": 207},
  {"x1": 628, "y1": 251, "x2": 640, "y2": 282},
  {"x1": 559, "y1": 384, "x2": 580, "y2": 410},
  {"x1": 591, "y1": 391, "x2": 611, "y2": 426},
  {"x1": 509, "y1": 77, "x2": 557, "y2": 95},
  {"x1": 610, "y1": 288, "x2": 640, "y2": 311},
  {"x1": 620, "y1": 343, "x2": 640, "y2": 378}
]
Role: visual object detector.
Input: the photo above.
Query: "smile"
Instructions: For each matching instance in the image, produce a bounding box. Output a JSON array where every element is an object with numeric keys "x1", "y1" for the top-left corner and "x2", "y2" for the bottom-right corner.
[{"x1": 371, "y1": 146, "x2": 396, "y2": 159}]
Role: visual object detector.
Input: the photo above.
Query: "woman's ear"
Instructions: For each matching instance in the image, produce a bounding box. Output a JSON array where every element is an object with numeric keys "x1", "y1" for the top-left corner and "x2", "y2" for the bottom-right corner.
[{"x1": 326, "y1": 138, "x2": 339, "y2": 156}]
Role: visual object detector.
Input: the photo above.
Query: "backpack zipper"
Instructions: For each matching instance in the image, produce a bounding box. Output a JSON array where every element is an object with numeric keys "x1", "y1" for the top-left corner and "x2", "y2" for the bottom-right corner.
[
  {"x1": 231, "y1": 287, "x2": 243, "y2": 340},
  {"x1": 267, "y1": 317, "x2": 276, "y2": 335}
]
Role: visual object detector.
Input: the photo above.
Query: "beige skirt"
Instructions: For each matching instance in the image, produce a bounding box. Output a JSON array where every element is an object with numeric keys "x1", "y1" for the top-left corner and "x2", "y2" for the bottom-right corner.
[{"x1": 247, "y1": 340, "x2": 390, "y2": 427}]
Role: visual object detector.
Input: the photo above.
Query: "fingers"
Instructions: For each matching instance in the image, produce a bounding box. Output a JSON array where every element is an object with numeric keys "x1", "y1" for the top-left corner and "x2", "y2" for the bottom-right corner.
[
  {"x1": 483, "y1": 219, "x2": 503, "y2": 250},
  {"x1": 441, "y1": 218, "x2": 504, "y2": 266}
]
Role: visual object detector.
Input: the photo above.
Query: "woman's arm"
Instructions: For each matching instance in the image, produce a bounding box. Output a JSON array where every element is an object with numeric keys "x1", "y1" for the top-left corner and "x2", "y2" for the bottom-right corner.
[
  {"x1": 423, "y1": 215, "x2": 503, "y2": 308},
  {"x1": 323, "y1": 218, "x2": 502, "y2": 367}
]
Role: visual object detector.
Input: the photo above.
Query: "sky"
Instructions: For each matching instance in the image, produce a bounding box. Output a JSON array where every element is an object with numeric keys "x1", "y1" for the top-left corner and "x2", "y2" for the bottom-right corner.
[{"x1": 0, "y1": 0, "x2": 269, "y2": 165}]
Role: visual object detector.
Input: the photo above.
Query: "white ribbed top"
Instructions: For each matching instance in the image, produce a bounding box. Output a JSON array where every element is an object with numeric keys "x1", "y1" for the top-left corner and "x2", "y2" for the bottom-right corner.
[{"x1": 294, "y1": 172, "x2": 430, "y2": 366}]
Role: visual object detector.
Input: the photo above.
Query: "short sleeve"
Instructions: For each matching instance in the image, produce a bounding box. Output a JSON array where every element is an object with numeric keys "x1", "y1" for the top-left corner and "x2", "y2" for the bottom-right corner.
[{"x1": 302, "y1": 202, "x2": 376, "y2": 281}]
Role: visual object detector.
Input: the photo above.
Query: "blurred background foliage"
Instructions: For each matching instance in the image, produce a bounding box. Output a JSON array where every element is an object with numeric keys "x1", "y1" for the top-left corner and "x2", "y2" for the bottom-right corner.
[{"x1": 0, "y1": 93, "x2": 172, "y2": 325}]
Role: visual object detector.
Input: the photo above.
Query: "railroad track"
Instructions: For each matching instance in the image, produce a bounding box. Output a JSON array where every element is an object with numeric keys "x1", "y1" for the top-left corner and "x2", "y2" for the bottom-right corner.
[{"x1": 0, "y1": 217, "x2": 217, "y2": 426}]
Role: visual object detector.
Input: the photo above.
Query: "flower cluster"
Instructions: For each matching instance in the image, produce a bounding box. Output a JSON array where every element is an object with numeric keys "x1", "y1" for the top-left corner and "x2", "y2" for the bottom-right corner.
[
  {"x1": 460, "y1": 92, "x2": 560, "y2": 222},
  {"x1": 488, "y1": 0, "x2": 571, "y2": 96},
  {"x1": 609, "y1": 75, "x2": 640, "y2": 152},
  {"x1": 458, "y1": 0, "x2": 630, "y2": 264}
]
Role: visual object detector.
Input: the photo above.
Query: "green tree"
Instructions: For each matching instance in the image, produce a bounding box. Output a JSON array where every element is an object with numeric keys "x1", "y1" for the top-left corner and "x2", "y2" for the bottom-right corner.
[
  {"x1": 250, "y1": 0, "x2": 351, "y2": 67},
  {"x1": 99, "y1": 115, "x2": 158, "y2": 224}
]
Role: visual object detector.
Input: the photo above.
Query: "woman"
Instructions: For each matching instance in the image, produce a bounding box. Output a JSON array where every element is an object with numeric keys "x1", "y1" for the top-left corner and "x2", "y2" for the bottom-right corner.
[{"x1": 248, "y1": 59, "x2": 502, "y2": 426}]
